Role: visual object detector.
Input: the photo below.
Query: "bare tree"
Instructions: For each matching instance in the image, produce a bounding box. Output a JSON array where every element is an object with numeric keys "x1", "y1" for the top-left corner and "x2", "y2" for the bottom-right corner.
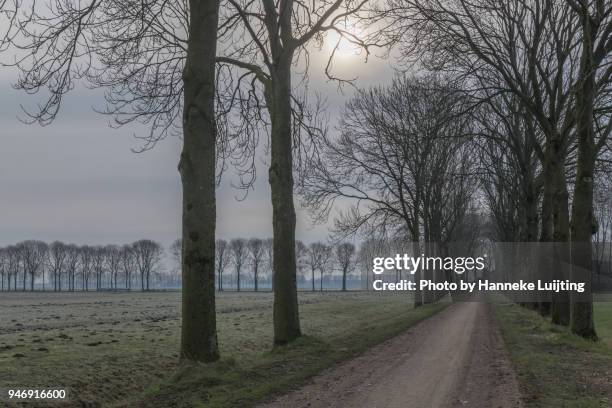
[
  {"x1": 230, "y1": 239, "x2": 247, "y2": 291},
  {"x1": 215, "y1": 239, "x2": 230, "y2": 291},
  {"x1": 247, "y1": 238, "x2": 265, "y2": 291},
  {"x1": 380, "y1": 0, "x2": 579, "y2": 256},
  {"x1": 302, "y1": 75, "x2": 475, "y2": 304},
  {"x1": 170, "y1": 239, "x2": 182, "y2": 277},
  {"x1": 120, "y1": 245, "x2": 136, "y2": 290},
  {"x1": 295, "y1": 240, "x2": 309, "y2": 288},
  {"x1": 105, "y1": 245, "x2": 122, "y2": 290},
  {"x1": 215, "y1": 0, "x2": 388, "y2": 344},
  {"x1": 263, "y1": 238, "x2": 274, "y2": 290},
  {"x1": 132, "y1": 240, "x2": 163, "y2": 291},
  {"x1": 306, "y1": 242, "x2": 326, "y2": 292},
  {"x1": 319, "y1": 244, "x2": 334, "y2": 291},
  {"x1": 5, "y1": 245, "x2": 19, "y2": 291},
  {"x1": 387, "y1": 0, "x2": 612, "y2": 338},
  {"x1": 48, "y1": 241, "x2": 68, "y2": 291},
  {"x1": 65, "y1": 244, "x2": 80, "y2": 292},
  {"x1": 476, "y1": 98, "x2": 552, "y2": 313},
  {"x1": 336, "y1": 243, "x2": 356, "y2": 291},
  {"x1": 0, "y1": 248, "x2": 6, "y2": 291},
  {"x1": 16, "y1": 242, "x2": 26, "y2": 291},
  {"x1": 18, "y1": 241, "x2": 48, "y2": 291},
  {"x1": 381, "y1": 0, "x2": 612, "y2": 332},
  {"x1": 15, "y1": 242, "x2": 25, "y2": 291},
  {"x1": 475, "y1": 95, "x2": 543, "y2": 243},
  {"x1": 79, "y1": 246, "x2": 94, "y2": 291},
  {"x1": 358, "y1": 238, "x2": 387, "y2": 290},
  {"x1": 477, "y1": 121, "x2": 529, "y2": 242},
  {"x1": 91, "y1": 247, "x2": 107, "y2": 291},
  {"x1": 2, "y1": 0, "x2": 221, "y2": 361},
  {"x1": 566, "y1": 0, "x2": 612, "y2": 339}
]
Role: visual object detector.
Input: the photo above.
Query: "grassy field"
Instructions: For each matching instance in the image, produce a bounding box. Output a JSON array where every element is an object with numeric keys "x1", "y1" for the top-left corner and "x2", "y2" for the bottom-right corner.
[
  {"x1": 494, "y1": 300, "x2": 612, "y2": 407},
  {"x1": 0, "y1": 291, "x2": 446, "y2": 407}
]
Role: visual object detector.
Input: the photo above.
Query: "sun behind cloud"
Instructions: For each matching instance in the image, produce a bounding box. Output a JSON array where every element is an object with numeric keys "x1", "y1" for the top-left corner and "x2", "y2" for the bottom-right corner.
[{"x1": 324, "y1": 20, "x2": 365, "y2": 57}]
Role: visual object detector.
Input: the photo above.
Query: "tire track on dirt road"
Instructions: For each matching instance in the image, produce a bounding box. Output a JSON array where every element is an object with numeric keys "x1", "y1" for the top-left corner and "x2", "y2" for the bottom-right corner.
[{"x1": 260, "y1": 301, "x2": 522, "y2": 408}]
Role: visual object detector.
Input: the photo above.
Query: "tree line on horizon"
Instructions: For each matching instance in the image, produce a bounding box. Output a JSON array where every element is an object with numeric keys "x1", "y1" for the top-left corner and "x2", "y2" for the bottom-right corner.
[
  {"x1": 0, "y1": 238, "x2": 379, "y2": 293},
  {"x1": 189, "y1": 238, "x2": 361, "y2": 292},
  {"x1": 0, "y1": 240, "x2": 165, "y2": 292}
]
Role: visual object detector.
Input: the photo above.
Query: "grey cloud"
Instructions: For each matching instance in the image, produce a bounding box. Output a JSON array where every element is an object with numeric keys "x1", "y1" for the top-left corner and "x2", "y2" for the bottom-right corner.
[{"x1": 0, "y1": 50, "x2": 392, "y2": 248}]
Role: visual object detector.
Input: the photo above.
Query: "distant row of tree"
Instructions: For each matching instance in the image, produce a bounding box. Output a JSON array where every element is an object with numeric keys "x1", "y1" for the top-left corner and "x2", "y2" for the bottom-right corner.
[
  {"x1": 176, "y1": 238, "x2": 364, "y2": 292},
  {"x1": 0, "y1": 240, "x2": 164, "y2": 292},
  {"x1": 190, "y1": 237, "x2": 474, "y2": 292},
  {"x1": 0, "y1": 238, "x2": 385, "y2": 293}
]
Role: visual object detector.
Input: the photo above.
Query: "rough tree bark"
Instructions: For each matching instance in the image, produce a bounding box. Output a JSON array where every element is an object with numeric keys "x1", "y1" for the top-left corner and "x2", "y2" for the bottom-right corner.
[
  {"x1": 538, "y1": 179, "x2": 554, "y2": 316},
  {"x1": 179, "y1": 0, "x2": 221, "y2": 362},
  {"x1": 268, "y1": 57, "x2": 302, "y2": 345},
  {"x1": 412, "y1": 239, "x2": 423, "y2": 307},
  {"x1": 570, "y1": 6, "x2": 598, "y2": 340},
  {"x1": 546, "y1": 139, "x2": 571, "y2": 326}
]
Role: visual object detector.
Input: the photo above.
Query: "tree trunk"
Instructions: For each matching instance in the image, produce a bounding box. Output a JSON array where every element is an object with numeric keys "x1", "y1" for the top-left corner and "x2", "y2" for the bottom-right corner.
[
  {"x1": 269, "y1": 59, "x2": 301, "y2": 345},
  {"x1": 423, "y1": 241, "x2": 436, "y2": 304},
  {"x1": 570, "y1": 15, "x2": 597, "y2": 340},
  {"x1": 538, "y1": 175, "x2": 553, "y2": 316},
  {"x1": 524, "y1": 183, "x2": 539, "y2": 243},
  {"x1": 179, "y1": 0, "x2": 220, "y2": 362},
  {"x1": 412, "y1": 240, "x2": 423, "y2": 307},
  {"x1": 254, "y1": 264, "x2": 259, "y2": 291},
  {"x1": 312, "y1": 268, "x2": 315, "y2": 292},
  {"x1": 523, "y1": 182, "x2": 541, "y2": 311},
  {"x1": 547, "y1": 139, "x2": 571, "y2": 326},
  {"x1": 237, "y1": 266, "x2": 241, "y2": 291},
  {"x1": 320, "y1": 268, "x2": 324, "y2": 292}
]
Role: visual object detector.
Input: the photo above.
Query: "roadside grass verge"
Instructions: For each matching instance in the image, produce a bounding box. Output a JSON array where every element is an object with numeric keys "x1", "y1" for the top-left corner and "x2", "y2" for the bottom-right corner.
[
  {"x1": 595, "y1": 302, "x2": 612, "y2": 349},
  {"x1": 494, "y1": 301, "x2": 612, "y2": 407},
  {"x1": 133, "y1": 294, "x2": 448, "y2": 408}
]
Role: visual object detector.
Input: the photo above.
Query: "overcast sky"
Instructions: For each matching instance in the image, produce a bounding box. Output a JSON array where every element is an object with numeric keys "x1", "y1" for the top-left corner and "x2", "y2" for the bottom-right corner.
[{"x1": 0, "y1": 47, "x2": 393, "y2": 249}]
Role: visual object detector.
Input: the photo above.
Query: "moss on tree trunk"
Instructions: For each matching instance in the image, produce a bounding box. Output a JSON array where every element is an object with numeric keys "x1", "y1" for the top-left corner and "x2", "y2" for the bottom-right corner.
[
  {"x1": 570, "y1": 11, "x2": 598, "y2": 340},
  {"x1": 179, "y1": 0, "x2": 220, "y2": 362},
  {"x1": 268, "y1": 59, "x2": 302, "y2": 345}
]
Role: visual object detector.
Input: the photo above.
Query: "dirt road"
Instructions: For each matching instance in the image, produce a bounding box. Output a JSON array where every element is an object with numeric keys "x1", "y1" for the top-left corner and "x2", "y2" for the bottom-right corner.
[{"x1": 261, "y1": 302, "x2": 522, "y2": 408}]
